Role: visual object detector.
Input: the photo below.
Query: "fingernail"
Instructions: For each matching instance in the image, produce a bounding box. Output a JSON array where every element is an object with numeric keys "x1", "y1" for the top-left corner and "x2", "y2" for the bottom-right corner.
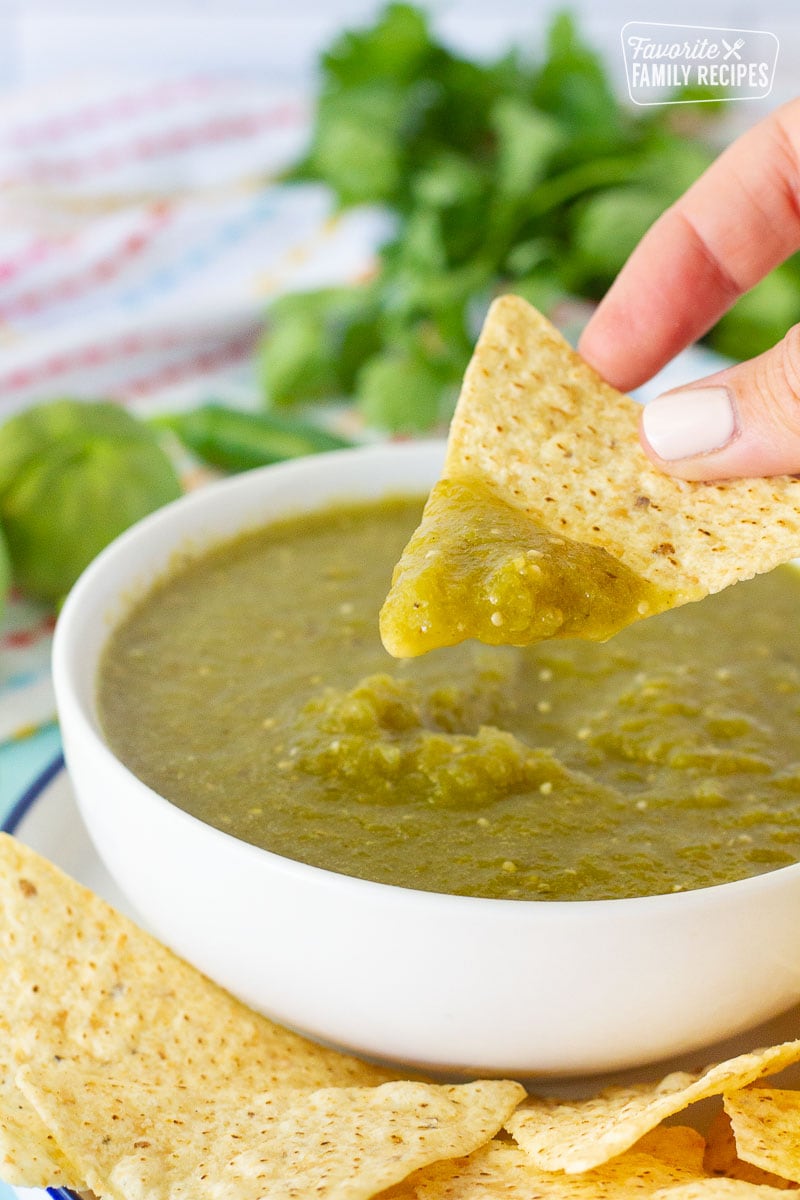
[{"x1": 641, "y1": 386, "x2": 737, "y2": 461}]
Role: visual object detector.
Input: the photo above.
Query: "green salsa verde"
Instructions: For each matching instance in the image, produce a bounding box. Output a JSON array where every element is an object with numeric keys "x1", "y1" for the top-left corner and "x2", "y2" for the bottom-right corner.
[
  {"x1": 379, "y1": 477, "x2": 679, "y2": 658},
  {"x1": 97, "y1": 498, "x2": 800, "y2": 902}
]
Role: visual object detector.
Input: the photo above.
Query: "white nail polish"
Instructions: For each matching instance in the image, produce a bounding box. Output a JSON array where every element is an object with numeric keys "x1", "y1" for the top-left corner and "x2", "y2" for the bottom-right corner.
[{"x1": 641, "y1": 387, "x2": 736, "y2": 462}]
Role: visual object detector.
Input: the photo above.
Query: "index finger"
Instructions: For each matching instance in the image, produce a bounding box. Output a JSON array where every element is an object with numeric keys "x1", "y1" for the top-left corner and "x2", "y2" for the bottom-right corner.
[{"x1": 578, "y1": 99, "x2": 800, "y2": 392}]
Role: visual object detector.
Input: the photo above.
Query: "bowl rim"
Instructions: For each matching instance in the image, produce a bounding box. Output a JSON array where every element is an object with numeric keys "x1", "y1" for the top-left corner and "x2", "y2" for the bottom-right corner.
[{"x1": 52, "y1": 439, "x2": 800, "y2": 917}]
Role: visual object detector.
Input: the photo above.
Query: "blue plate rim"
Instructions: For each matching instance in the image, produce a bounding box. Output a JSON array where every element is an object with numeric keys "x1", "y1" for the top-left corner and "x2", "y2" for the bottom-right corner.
[{"x1": 2, "y1": 752, "x2": 65, "y2": 835}]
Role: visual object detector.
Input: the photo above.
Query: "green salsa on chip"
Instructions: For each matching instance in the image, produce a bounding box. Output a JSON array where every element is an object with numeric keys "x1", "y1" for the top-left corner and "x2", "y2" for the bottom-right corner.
[
  {"x1": 379, "y1": 476, "x2": 677, "y2": 657},
  {"x1": 98, "y1": 498, "x2": 800, "y2": 902}
]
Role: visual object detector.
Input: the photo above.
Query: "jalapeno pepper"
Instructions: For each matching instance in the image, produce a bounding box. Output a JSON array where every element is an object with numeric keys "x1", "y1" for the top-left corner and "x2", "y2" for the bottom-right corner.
[{"x1": 156, "y1": 404, "x2": 354, "y2": 472}]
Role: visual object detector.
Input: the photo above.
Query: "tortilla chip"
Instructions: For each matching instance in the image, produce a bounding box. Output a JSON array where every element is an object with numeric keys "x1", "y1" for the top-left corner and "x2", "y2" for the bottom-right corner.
[
  {"x1": 377, "y1": 1126, "x2": 706, "y2": 1199},
  {"x1": 704, "y1": 1109, "x2": 796, "y2": 1189},
  {"x1": 0, "y1": 834, "x2": 395, "y2": 1088},
  {"x1": 0, "y1": 843, "x2": 84, "y2": 1188},
  {"x1": 0, "y1": 833, "x2": 398, "y2": 1186},
  {"x1": 506, "y1": 1042, "x2": 800, "y2": 1174},
  {"x1": 653, "y1": 1182, "x2": 791, "y2": 1199},
  {"x1": 641, "y1": 1127, "x2": 708, "y2": 1175},
  {"x1": 724, "y1": 1089, "x2": 800, "y2": 1184},
  {"x1": 381, "y1": 296, "x2": 800, "y2": 656},
  {"x1": 17, "y1": 1063, "x2": 524, "y2": 1200},
  {"x1": 0, "y1": 1068, "x2": 81, "y2": 1188},
  {"x1": 447, "y1": 295, "x2": 800, "y2": 590}
]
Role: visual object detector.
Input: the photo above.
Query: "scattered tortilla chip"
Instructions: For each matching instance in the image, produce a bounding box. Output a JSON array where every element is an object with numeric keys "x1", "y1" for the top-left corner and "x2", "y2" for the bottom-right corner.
[
  {"x1": 9, "y1": 830, "x2": 800, "y2": 1200},
  {"x1": 724, "y1": 1089, "x2": 800, "y2": 1184},
  {"x1": 653, "y1": 1182, "x2": 791, "y2": 1199},
  {"x1": 0, "y1": 834, "x2": 395, "y2": 1088},
  {"x1": 506, "y1": 1042, "x2": 800, "y2": 1174},
  {"x1": 377, "y1": 1126, "x2": 706, "y2": 1199},
  {"x1": 641, "y1": 1127, "x2": 708, "y2": 1175},
  {"x1": 0, "y1": 834, "x2": 398, "y2": 1187},
  {"x1": 380, "y1": 296, "x2": 800, "y2": 657},
  {"x1": 0, "y1": 1069, "x2": 81, "y2": 1189},
  {"x1": 704, "y1": 1109, "x2": 796, "y2": 1189},
  {"x1": 17, "y1": 1063, "x2": 523, "y2": 1200}
]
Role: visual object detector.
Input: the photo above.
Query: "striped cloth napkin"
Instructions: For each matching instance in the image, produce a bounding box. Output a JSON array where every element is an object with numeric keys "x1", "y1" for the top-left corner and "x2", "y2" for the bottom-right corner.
[{"x1": 0, "y1": 73, "x2": 391, "y2": 745}]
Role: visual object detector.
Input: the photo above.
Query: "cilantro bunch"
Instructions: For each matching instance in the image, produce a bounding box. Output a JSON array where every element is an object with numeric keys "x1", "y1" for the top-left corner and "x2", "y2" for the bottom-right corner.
[{"x1": 259, "y1": 4, "x2": 800, "y2": 433}]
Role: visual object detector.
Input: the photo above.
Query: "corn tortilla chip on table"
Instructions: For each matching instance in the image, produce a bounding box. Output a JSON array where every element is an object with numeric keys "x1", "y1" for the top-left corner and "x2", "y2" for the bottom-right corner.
[
  {"x1": 703, "y1": 1110, "x2": 796, "y2": 1190},
  {"x1": 0, "y1": 834, "x2": 522, "y2": 1194},
  {"x1": 5, "y1": 835, "x2": 800, "y2": 1197},
  {"x1": 381, "y1": 296, "x2": 800, "y2": 657},
  {"x1": 504, "y1": 1046, "x2": 800, "y2": 1174},
  {"x1": 724, "y1": 1088, "x2": 800, "y2": 1184}
]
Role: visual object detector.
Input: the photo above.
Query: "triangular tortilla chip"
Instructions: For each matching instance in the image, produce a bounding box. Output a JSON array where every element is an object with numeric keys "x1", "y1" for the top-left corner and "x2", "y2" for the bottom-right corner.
[
  {"x1": 505, "y1": 1041, "x2": 800, "y2": 1174},
  {"x1": 653, "y1": 1183, "x2": 792, "y2": 1200},
  {"x1": 0, "y1": 1067, "x2": 81, "y2": 1188},
  {"x1": 0, "y1": 834, "x2": 395, "y2": 1090},
  {"x1": 381, "y1": 296, "x2": 800, "y2": 656},
  {"x1": 0, "y1": 834, "x2": 398, "y2": 1187},
  {"x1": 724, "y1": 1088, "x2": 800, "y2": 1184},
  {"x1": 704, "y1": 1109, "x2": 796, "y2": 1189},
  {"x1": 378, "y1": 1127, "x2": 706, "y2": 1199},
  {"x1": 16, "y1": 1064, "x2": 524, "y2": 1200}
]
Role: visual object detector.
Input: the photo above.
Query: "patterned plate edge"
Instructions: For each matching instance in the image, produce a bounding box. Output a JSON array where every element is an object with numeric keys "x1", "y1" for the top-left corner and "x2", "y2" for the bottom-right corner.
[{"x1": 2, "y1": 753, "x2": 65, "y2": 834}]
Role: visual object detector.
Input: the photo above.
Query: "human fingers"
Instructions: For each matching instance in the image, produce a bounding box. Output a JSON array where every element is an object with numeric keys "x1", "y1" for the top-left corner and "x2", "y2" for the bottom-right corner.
[
  {"x1": 639, "y1": 322, "x2": 800, "y2": 479},
  {"x1": 578, "y1": 99, "x2": 800, "y2": 392}
]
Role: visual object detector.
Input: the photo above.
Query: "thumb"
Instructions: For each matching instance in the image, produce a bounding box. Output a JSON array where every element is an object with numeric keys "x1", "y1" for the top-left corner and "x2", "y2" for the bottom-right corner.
[{"x1": 639, "y1": 325, "x2": 800, "y2": 480}]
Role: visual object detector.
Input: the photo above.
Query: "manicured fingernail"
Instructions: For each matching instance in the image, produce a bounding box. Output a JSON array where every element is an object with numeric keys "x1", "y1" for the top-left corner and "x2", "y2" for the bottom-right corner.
[{"x1": 641, "y1": 387, "x2": 736, "y2": 461}]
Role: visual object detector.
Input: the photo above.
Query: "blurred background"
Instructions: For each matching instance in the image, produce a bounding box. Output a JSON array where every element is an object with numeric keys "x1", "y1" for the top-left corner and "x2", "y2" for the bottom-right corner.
[
  {"x1": 0, "y1": 0, "x2": 797, "y2": 418},
  {"x1": 0, "y1": 0, "x2": 798, "y2": 98},
  {"x1": 1, "y1": 0, "x2": 800, "y2": 809}
]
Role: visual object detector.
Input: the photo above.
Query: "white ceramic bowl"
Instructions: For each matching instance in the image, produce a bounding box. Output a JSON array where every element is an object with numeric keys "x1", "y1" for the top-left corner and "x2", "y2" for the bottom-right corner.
[{"x1": 53, "y1": 441, "x2": 800, "y2": 1077}]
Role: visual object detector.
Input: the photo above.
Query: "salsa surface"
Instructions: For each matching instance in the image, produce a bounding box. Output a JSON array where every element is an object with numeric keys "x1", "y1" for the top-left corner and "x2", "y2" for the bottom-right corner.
[{"x1": 98, "y1": 498, "x2": 800, "y2": 901}]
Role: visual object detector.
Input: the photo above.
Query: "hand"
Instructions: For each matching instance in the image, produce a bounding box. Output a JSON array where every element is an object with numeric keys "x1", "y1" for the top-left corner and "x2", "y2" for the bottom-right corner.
[{"x1": 578, "y1": 99, "x2": 800, "y2": 481}]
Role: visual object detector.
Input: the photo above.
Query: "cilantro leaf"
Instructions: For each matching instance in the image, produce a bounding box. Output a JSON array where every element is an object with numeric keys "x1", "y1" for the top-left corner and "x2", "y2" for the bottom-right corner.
[{"x1": 259, "y1": 4, "x2": 766, "y2": 434}]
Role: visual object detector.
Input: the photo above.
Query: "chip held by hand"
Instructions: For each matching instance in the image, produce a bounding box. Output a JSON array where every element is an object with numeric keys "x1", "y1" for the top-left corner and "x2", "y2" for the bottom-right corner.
[{"x1": 380, "y1": 296, "x2": 800, "y2": 657}]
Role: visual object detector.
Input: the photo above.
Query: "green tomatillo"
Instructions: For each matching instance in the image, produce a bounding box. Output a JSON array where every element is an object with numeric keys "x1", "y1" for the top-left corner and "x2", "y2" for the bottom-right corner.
[{"x1": 0, "y1": 399, "x2": 182, "y2": 604}]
